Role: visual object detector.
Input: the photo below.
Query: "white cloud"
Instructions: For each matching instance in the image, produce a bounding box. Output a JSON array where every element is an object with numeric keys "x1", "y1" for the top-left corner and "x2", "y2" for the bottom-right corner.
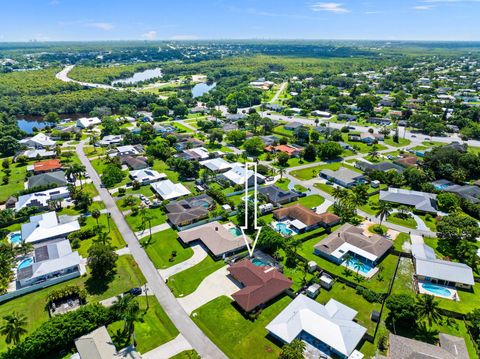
[
  {"x1": 141, "y1": 30, "x2": 157, "y2": 40},
  {"x1": 311, "y1": 2, "x2": 350, "y2": 13},
  {"x1": 86, "y1": 22, "x2": 114, "y2": 31},
  {"x1": 170, "y1": 34, "x2": 199, "y2": 40},
  {"x1": 413, "y1": 5, "x2": 435, "y2": 9}
]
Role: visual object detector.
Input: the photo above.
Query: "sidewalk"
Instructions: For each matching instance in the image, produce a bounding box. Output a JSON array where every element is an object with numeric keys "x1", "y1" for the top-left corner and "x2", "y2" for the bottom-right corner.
[
  {"x1": 159, "y1": 245, "x2": 208, "y2": 279},
  {"x1": 142, "y1": 334, "x2": 192, "y2": 359},
  {"x1": 135, "y1": 222, "x2": 171, "y2": 239}
]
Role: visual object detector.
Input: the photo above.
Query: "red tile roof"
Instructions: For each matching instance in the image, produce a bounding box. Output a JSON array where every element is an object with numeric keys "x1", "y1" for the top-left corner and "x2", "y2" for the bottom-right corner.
[
  {"x1": 265, "y1": 145, "x2": 299, "y2": 156},
  {"x1": 273, "y1": 204, "x2": 340, "y2": 227},
  {"x1": 228, "y1": 259, "x2": 292, "y2": 312},
  {"x1": 33, "y1": 159, "x2": 62, "y2": 172}
]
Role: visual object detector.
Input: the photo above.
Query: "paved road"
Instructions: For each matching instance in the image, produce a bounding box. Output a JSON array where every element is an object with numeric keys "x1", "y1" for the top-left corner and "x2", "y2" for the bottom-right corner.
[
  {"x1": 56, "y1": 65, "x2": 126, "y2": 91},
  {"x1": 269, "y1": 82, "x2": 287, "y2": 103},
  {"x1": 76, "y1": 140, "x2": 227, "y2": 359}
]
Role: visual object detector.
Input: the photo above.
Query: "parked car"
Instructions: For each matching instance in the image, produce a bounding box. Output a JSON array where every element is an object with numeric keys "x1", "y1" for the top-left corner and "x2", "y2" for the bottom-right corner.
[{"x1": 126, "y1": 287, "x2": 142, "y2": 296}]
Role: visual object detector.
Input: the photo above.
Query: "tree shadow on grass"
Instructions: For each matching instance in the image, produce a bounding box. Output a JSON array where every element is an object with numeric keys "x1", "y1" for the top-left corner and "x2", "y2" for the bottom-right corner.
[{"x1": 85, "y1": 270, "x2": 117, "y2": 296}]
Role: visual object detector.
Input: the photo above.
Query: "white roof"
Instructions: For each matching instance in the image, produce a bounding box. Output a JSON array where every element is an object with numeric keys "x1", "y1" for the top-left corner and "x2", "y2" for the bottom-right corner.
[
  {"x1": 413, "y1": 243, "x2": 474, "y2": 286},
  {"x1": 219, "y1": 164, "x2": 265, "y2": 185},
  {"x1": 116, "y1": 145, "x2": 140, "y2": 155},
  {"x1": 151, "y1": 179, "x2": 191, "y2": 200},
  {"x1": 15, "y1": 186, "x2": 70, "y2": 211},
  {"x1": 200, "y1": 158, "x2": 232, "y2": 172},
  {"x1": 266, "y1": 295, "x2": 366, "y2": 357},
  {"x1": 98, "y1": 135, "x2": 123, "y2": 145},
  {"x1": 23, "y1": 149, "x2": 55, "y2": 159},
  {"x1": 77, "y1": 117, "x2": 101, "y2": 128},
  {"x1": 19, "y1": 133, "x2": 56, "y2": 148},
  {"x1": 187, "y1": 147, "x2": 210, "y2": 160},
  {"x1": 129, "y1": 169, "x2": 166, "y2": 183},
  {"x1": 289, "y1": 219, "x2": 307, "y2": 231},
  {"x1": 21, "y1": 211, "x2": 80, "y2": 243},
  {"x1": 331, "y1": 242, "x2": 379, "y2": 262}
]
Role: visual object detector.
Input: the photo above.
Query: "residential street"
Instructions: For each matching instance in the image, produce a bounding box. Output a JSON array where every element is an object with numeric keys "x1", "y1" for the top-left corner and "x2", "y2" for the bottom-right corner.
[{"x1": 76, "y1": 140, "x2": 228, "y2": 359}]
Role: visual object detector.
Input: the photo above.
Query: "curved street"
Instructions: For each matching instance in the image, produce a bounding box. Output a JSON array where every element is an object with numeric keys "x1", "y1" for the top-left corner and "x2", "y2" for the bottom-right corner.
[{"x1": 76, "y1": 140, "x2": 227, "y2": 359}]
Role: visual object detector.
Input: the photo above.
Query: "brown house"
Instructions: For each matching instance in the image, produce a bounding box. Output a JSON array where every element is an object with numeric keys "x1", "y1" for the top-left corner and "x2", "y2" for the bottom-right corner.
[
  {"x1": 33, "y1": 159, "x2": 62, "y2": 174},
  {"x1": 273, "y1": 204, "x2": 340, "y2": 232},
  {"x1": 394, "y1": 155, "x2": 418, "y2": 168},
  {"x1": 228, "y1": 259, "x2": 292, "y2": 312}
]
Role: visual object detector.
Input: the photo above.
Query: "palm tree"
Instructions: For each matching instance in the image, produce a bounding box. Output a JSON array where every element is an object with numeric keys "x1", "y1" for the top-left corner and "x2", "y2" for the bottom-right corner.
[
  {"x1": 332, "y1": 187, "x2": 349, "y2": 202},
  {"x1": 375, "y1": 201, "x2": 392, "y2": 226},
  {"x1": 416, "y1": 294, "x2": 442, "y2": 327},
  {"x1": 16, "y1": 241, "x2": 33, "y2": 258},
  {"x1": 368, "y1": 144, "x2": 379, "y2": 161},
  {"x1": 89, "y1": 135, "x2": 99, "y2": 152},
  {"x1": 112, "y1": 295, "x2": 143, "y2": 346},
  {"x1": 0, "y1": 312, "x2": 28, "y2": 345},
  {"x1": 278, "y1": 167, "x2": 286, "y2": 180},
  {"x1": 91, "y1": 209, "x2": 101, "y2": 225}
]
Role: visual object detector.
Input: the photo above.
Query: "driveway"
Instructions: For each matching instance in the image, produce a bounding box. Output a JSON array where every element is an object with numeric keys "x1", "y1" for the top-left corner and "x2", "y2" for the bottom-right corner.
[
  {"x1": 159, "y1": 245, "x2": 208, "y2": 279},
  {"x1": 142, "y1": 334, "x2": 192, "y2": 359},
  {"x1": 178, "y1": 266, "x2": 240, "y2": 315},
  {"x1": 76, "y1": 140, "x2": 227, "y2": 359}
]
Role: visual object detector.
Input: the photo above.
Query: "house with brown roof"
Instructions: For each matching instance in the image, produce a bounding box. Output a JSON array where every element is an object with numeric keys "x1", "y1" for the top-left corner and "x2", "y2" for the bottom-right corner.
[
  {"x1": 394, "y1": 155, "x2": 418, "y2": 168},
  {"x1": 264, "y1": 144, "x2": 302, "y2": 157},
  {"x1": 273, "y1": 204, "x2": 340, "y2": 233},
  {"x1": 33, "y1": 159, "x2": 62, "y2": 174},
  {"x1": 165, "y1": 194, "x2": 214, "y2": 228},
  {"x1": 177, "y1": 221, "x2": 249, "y2": 259},
  {"x1": 228, "y1": 259, "x2": 292, "y2": 312},
  {"x1": 314, "y1": 223, "x2": 392, "y2": 268},
  {"x1": 376, "y1": 333, "x2": 469, "y2": 359}
]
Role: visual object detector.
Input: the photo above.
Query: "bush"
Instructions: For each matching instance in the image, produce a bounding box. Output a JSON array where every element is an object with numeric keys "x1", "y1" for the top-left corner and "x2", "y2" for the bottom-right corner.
[
  {"x1": 68, "y1": 228, "x2": 96, "y2": 241},
  {"x1": 46, "y1": 285, "x2": 86, "y2": 306},
  {"x1": 355, "y1": 286, "x2": 384, "y2": 303},
  {"x1": 1, "y1": 304, "x2": 114, "y2": 359}
]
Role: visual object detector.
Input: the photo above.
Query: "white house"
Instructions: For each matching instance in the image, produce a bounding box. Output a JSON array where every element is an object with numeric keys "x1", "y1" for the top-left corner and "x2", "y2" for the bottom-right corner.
[
  {"x1": 200, "y1": 158, "x2": 232, "y2": 173},
  {"x1": 21, "y1": 212, "x2": 80, "y2": 244},
  {"x1": 151, "y1": 179, "x2": 191, "y2": 200},
  {"x1": 110, "y1": 145, "x2": 142, "y2": 157},
  {"x1": 129, "y1": 169, "x2": 167, "y2": 185},
  {"x1": 266, "y1": 295, "x2": 366, "y2": 359},
  {"x1": 76, "y1": 117, "x2": 102, "y2": 129},
  {"x1": 19, "y1": 133, "x2": 56, "y2": 149},
  {"x1": 98, "y1": 135, "x2": 123, "y2": 146},
  {"x1": 16, "y1": 240, "x2": 85, "y2": 288},
  {"x1": 218, "y1": 164, "x2": 265, "y2": 186},
  {"x1": 15, "y1": 187, "x2": 70, "y2": 212},
  {"x1": 22, "y1": 149, "x2": 55, "y2": 159}
]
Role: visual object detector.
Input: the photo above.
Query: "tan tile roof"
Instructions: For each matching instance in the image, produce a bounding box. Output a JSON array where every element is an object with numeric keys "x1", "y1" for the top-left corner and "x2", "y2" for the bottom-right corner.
[{"x1": 273, "y1": 204, "x2": 340, "y2": 227}]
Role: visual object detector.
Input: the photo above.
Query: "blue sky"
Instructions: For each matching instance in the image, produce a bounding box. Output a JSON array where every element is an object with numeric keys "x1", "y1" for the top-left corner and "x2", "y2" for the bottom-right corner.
[{"x1": 1, "y1": 0, "x2": 480, "y2": 42}]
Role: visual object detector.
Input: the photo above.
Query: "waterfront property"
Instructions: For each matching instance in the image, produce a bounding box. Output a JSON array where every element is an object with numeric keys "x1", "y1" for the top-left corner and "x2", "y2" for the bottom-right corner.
[
  {"x1": 266, "y1": 295, "x2": 366, "y2": 359},
  {"x1": 314, "y1": 223, "x2": 392, "y2": 277},
  {"x1": 228, "y1": 259, "x2": 292, "y2": 313},
  {"x1": 177, "y1": 221, "x2": 249, "y2": 259},
  {"x1": 76, "y1": 116, "x2": 102, "y2": 129},
  {"x1": 19, "y1": 133, "x2": 56, "y2": 149}
]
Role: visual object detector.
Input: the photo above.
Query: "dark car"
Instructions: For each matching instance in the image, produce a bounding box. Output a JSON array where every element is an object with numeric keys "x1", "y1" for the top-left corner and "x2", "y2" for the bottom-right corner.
[{"x1": 126, "y1": 287, "x2": 142, "y2": 296}]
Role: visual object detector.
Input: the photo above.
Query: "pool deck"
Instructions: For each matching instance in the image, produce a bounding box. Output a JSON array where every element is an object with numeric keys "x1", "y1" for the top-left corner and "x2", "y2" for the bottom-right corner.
[
  {"x1": 418, "y1": 281, "x2": 459, "y2": 301},
  {"x1": 341, "y1": 259, "x2": 378, "y2": 279}
]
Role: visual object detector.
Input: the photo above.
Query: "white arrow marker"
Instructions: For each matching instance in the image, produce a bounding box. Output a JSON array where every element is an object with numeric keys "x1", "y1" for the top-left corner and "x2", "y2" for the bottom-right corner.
[{"x1": 239, "y1": 162, "x2": 262, "y2": 257}]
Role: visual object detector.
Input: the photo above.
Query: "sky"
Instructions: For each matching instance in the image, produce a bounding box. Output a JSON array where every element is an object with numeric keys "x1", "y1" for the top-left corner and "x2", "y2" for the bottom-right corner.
[{"x1": 1, "y1": 0, "x2": 480, "y2": 42}]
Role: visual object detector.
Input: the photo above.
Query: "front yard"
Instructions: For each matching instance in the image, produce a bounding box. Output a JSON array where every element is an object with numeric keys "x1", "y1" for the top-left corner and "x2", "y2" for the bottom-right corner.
[{"x1": 144, "y1": 229, "x2": 194, "y2": 269}]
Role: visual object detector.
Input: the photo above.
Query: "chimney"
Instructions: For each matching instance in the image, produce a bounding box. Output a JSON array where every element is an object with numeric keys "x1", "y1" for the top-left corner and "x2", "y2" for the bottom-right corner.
[
  {"x1": 338, "y1": 232, "x2": 340, "y2": 237},
  {"x1": 215, "y1": 227, "x2": 218, "y2": 231}
]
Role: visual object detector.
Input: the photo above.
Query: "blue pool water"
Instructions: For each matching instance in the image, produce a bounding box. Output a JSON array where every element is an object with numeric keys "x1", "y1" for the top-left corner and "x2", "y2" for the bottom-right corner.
[
  {"x1": 251, "y1": 258, "x2": 268, "y2": 267},
  {"x1": 228, "y1": 227, "x2": 242, "y2": 237},
  {"x1": 275, "y1": 222, "x2": 294, "y2": 236},
  {"x1": 344, "y1": 257, "x2": 374, "y2": 274},
  {"x1": 421, "y1": 283, "x2": 453, "y2": 297},
  {"x1": 434, "y1": 184, "x2": 451, "y2": 190},
  {"x1": 18, "y1": 258, "x2": 33, "y2": 270},
  {"x1": 8, "y1": 232, "x2": 22, "y2": 245}
]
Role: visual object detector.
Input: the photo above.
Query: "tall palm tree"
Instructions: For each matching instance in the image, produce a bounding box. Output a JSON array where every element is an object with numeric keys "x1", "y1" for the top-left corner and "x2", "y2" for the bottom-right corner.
[
  {"x1": 332, "y1": 187, "x2": 349, "y2": 202},
  {"x1": 415, "y1": 294, "x2": 442, "y2": 327},
  {"x1": 0, "y1": 312, "x2": 28, "y2": 345},
  {"x1": 278, "y1": 167, "x2": 286, "y2": 180},
  {"x1": 375, "y1": 201, "x2": 392, "y2": 226},
  {"x1": 368, "y1": 144, "x2": 379, "y2": 161},
  {"x1": 91, "y1": 209, "x2": 101, "y2": 225}
]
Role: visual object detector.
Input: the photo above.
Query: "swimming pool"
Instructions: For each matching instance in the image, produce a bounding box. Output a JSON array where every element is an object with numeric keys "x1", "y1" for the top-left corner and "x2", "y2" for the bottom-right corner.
[
  {"x1": 251, "y1": 258, "x2": 269, "y2": 267},
  {"x1": 434, "y1": 184, "x2": 451, "y2": 190},
  {"x1": 275, "y1": 222, "x2": 294, "y2": 236},
  {"x1": 190, "y1": 199, "x2": 211, "y2": 208},
  {"x1": 18, "y1": 257, "x2": 33, "y2": 270},
  {"x1": 228, "y1": 227, "x2": 242, "y2": 237},
  {"x1": 421, "y1": 283, "x2": 453, "y2": 297},
  {"x1": 344, "y1": 257, "x2": 374, "y2": 275},
  {"x1": 8, "y1": 232, "x2": 22, "y2": 245}
]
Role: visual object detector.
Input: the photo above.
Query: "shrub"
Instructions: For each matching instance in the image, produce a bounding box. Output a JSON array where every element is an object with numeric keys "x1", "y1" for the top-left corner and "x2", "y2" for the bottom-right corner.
[
  {"x1": 46, "y1": 285, "x2": 86, "y2": 306},
  {"x1": 355, "y1": 286, "x2": 384, "y2": 303}
]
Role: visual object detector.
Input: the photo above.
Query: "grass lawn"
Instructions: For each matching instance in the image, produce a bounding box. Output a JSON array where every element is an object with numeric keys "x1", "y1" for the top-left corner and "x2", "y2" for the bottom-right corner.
[
  {"x1": 313, "y1": 182, "x2": 334, "y2": 195},
  {"x1": 272, "y1": 125, "x2": 293, "y2": 138},
  {"x1": 144, "y1": 229, "x2": 194, "y2": 269},
  {"x1": 107, "y1": 296, "x2": 178, "y2": 354},
  {"x1": 293, "y1": 184, "x2": 308, "y2": 192},
  {"x1": 290, "y1": 162, "x2": 361, "y2": 181},
  {"x1": 394, "y1": 232, "x2": 411, "y2": 252},
  {"x1": 152, "y1": 160, "x2": 180, "y2": 182},
  {"x1": 384, "y1": 137, "x2": 411, "y2": 147},
  {"x1": 316, "y1": 284, "x2": 381, "y2": 334},
  {"x1": 286, "y1": 194, "x2": 325, "y2": 209},
  {"x1": 275, "y1": 178, "x2": 290, "y2": 191},
  {"x1": 387, "y1": 213, "x2": 417, "y2": 229},
  {"x1": 0, "y1": 255, "x2": 145, "y2": 351},
  {"x1": 342, "y1": 135, "x2": 387, "y2": 153},
  {"x1": 391, "y1": 256, "x2": 415, "y2": 295},
  {"x1": 417, "y1": 213, "x2": 437, "y2": 232},
  {"x1": 170, "y1": 350, "x2": 200, "y2": 359},
  {"x1": 0, "y1": 163, "x2": 27, "y2": 203},
  {"x1": 167, "y1": 255, "x2": 225, "y2": 297},
  {"x1": 437, "y1": 282, "x2": 480, "y2": 315},
  {"x1": 173, "y1": 122, "x2": 195, "y2": 133},
  {"x1": 297, "y1": 234, "x2": 399, "y2": 293},
  {"x1": 125, "y1": 207, "x2": 167, "y2": 232},
  {"x1": 359, "y1": 194, "x2": 379, "y2": 216},
  {"x1": 192, "y1": 295, "x2": 291, "y2": 359}
]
